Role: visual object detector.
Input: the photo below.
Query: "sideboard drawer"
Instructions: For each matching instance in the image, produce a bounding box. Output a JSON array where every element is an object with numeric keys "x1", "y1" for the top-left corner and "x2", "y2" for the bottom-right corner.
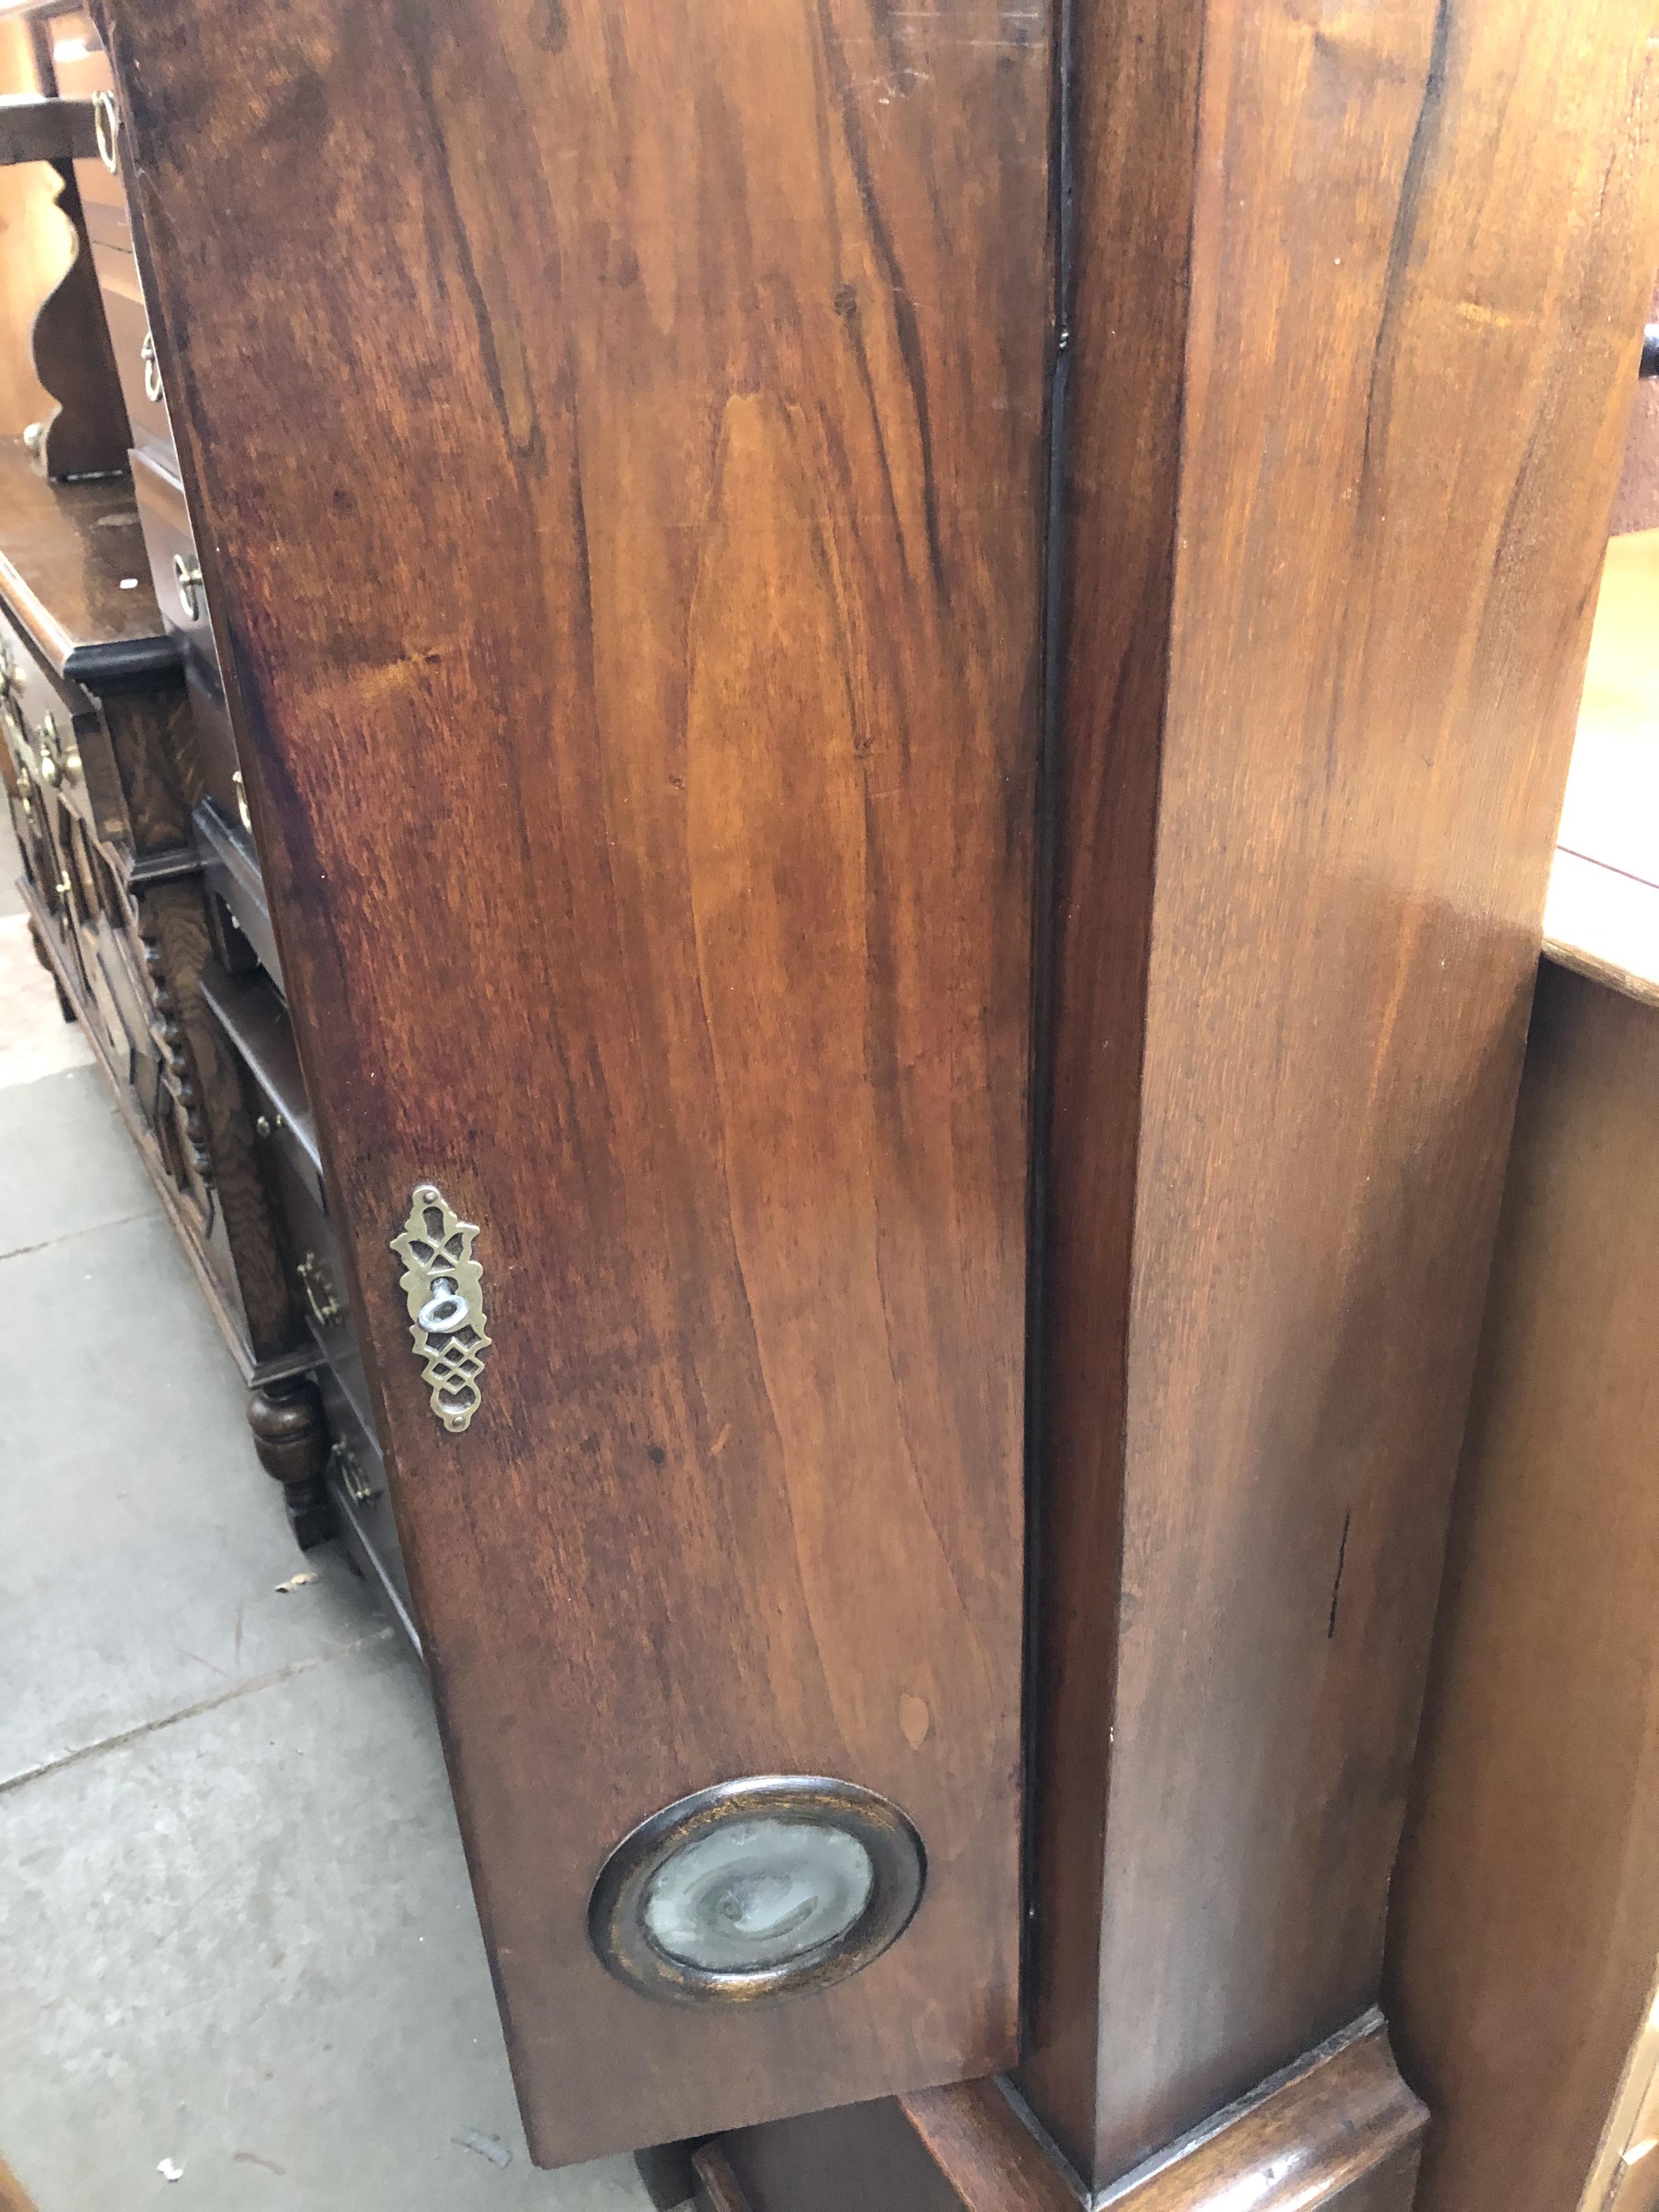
[
  {"x1": 0, "y1": 605, "x2": 127, "y2": 856},
  {"x1": 130, "y1": 448, "x2": 219, "y2": 695},
  {"x1": 91, "y1": 240, "x2": 175, "y2": 476},
  {"x1": 318, "y1": 1370, "x2": 419, "y2": 1661},
  {"x1": 187, "y1": 681, "x2": 256, "y2": 870},
  {"x1": 196, "y1": 797, "x2": 283, "y2": 992}
]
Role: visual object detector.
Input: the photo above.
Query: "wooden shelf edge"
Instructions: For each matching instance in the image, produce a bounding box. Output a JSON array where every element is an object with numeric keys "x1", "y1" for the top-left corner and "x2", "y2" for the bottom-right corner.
[
  {"x1": 707, "y1": 2013, "x2": 1425, "y2": 2212},
  {"x1": 1543, "y1": 848, "x2": 1659, "y2": 1012},
  {"x1": 0, "y1": 94, "x2": 94, "y2": 167}
]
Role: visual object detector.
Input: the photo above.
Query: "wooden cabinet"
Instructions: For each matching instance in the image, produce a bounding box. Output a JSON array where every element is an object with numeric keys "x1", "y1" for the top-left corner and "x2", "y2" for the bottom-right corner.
[
  {"x1": 0, "y1": 441, "x2": 304, "y2": 1395},
  {"x1": 1387, "y1": 954, "x2": 1659, "y2": 2212},
  {"x1": 1, "y1": 0, "x2": 1654, "y2": 2193},
  {"x1": 95, "y1": 0, "x2": 1046, "y2": 2161},
  {"x1": 12, "y1": 2, "x2": 414, "y2": 1594},
  {"x1": 1385, "y1": 528, "x2": 1659, "y2": 2212}
]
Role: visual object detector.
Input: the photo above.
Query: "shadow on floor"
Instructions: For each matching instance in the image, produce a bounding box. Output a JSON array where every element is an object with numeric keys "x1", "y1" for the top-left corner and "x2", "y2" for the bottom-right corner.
[{"x1": 0, "y1": 1030, "x2": 657, "y2": 2207}]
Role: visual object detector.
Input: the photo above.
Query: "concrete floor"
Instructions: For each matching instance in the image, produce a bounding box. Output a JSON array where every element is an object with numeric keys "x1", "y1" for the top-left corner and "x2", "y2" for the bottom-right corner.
[{"x1": 0, "y1": 822, "x2": 662, "y2": 2209}]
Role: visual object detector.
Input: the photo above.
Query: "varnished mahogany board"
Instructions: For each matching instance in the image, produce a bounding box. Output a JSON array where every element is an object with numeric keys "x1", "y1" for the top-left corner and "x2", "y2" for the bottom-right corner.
[
  {"x1": 1017, "y1": 0, "x2": 1659, "y2": 2187},
  {"x1": 1387, "y1": 962, "x2": 1659, "y2": 2212},
  {"x1": 98, "y1": 0, "x2": 1051, "y2": 2167}
]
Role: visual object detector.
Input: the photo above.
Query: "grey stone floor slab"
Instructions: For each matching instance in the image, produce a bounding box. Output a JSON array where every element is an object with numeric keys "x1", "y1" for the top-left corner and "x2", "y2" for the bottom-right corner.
[
  {"x1": 1, "y1": 1208, "x2": 374, "y2": 1782},
  {"x1": 0, "y1": 914, "x2": 93, "y2": 1086},
  {"x1": 0, "y1": 1066, "x2": 658, "y2": 2208},
  {"x1": 1, "y1": 1062, "x2": 151, "y2": 1258},
  {"x1": 1, "y1": 805, "x2": 24, "y2": 917},
  {"x1": 0, "y1": 1633, "x2": 649, "y2": 2209}
]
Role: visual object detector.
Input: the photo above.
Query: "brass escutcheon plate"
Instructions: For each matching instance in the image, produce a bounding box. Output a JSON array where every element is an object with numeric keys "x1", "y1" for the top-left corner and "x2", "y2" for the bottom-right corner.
[{"x1": 390, "y1": 1183, "x2": 490, "y2": 1433}]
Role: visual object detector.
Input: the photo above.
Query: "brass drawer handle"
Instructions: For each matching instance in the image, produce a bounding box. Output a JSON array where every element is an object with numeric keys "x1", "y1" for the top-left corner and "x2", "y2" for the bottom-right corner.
[
  {"x1": 232, "y1": 768, "x2": 252, "y2": 833},
  {"x1": 330, "y1": 1441, "x2": 381, "y2": 1507},
  {"x1": 33, "y1": 710, "x2": 78, "y2": 788},
  {"x1": 297, "y1": 1250, "x2": 345, "y2": 1329},
  {"x1": 140, "y1": 330, "x2": 162, "y2": 404},
  {"x1": 34, "y1": 710, "x2": 57, "y2": 786},
  {"x1": 93, "y1": 91, "x2": 119, "y2": 173},
  {"x1": 173, "y1": 552, "x2": 203, "y2": 622}
]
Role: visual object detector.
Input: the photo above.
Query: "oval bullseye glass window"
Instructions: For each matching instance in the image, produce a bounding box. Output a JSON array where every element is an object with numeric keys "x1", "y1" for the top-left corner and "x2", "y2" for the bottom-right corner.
[
  {"x1": 588, "y1": 1776, "x2": 924, "y2": 2005},
  {"x1": 641, "y1": 1816, "x2": 875, "y2": 1972}
]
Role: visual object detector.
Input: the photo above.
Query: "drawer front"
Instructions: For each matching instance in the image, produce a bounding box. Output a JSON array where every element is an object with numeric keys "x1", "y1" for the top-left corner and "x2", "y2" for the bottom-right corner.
[
  {"x1": 187, "y1": 674, "x2": 256, "y2": 863},
  {"x1": 130, "y1": 449, "x2": 222, "y2": 702},
  {"x1": 262, "y1": 1128, "x2": 377, "y2": 1440},
  {"x1": 317, "y1": 1370, "x2": 419, "y2": 1658},
  {"x1": 198, "y1": 795, "x2": 283, "y2": 991},
  {"x1": 0, "y1": 610, "x2": 126, "y2": 855},
  {"x1": 91, "y1": 240, "x2": 176, "y2": 476}
]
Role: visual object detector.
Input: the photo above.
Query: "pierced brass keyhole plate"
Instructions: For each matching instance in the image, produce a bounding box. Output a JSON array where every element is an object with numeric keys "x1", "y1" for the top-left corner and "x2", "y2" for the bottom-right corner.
[{"x1": 390, "y1": 1183, "x2": 490, "y2": 1433}]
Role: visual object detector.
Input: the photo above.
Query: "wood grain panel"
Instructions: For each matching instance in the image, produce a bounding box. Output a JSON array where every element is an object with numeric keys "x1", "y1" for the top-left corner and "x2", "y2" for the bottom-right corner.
[
  {"x1": 1015, "y1": 0, "x2": 1204, "y2": 2157},
  {"x1": 97, "y1": 0, "x2": 1051, "y2": 2165},
  {"x1": 1020, "y1": 0, "x2": 1659, "y2": 2185},
  {"x1": 1095, "y1": 2018, "x2": 1424, "y2": 2212},
  {"x1": 1385, "y1": 961, "x2": 1659, "y2": 2212},
  {"x1": 1610, "y1": 279, "x2": 1659, "y2": 534},
  {"x1": 0, "y1": 436, "x2": 172, "y2": 685},
  {"x1": 718, "y1": 2015, "x2": 1424, "y2": 2212},
  {"x1": 720, "y1": 2076, "x2": 1083, "y2": 2212}
]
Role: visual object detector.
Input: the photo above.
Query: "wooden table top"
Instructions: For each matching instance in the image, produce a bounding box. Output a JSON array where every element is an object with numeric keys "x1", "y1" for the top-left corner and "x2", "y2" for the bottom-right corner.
[
  {"x1": 0, "y1": 435, "x2": 176, "y2": 689},
  {"x1": 1545, "y1": 527, "x2": 1659, "y2": 1007}
]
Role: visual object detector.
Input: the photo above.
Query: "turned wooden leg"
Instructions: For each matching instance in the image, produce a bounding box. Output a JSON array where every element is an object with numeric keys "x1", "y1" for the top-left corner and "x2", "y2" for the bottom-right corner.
[{"x1": 247, "y1": 1377, "x2": 335, "y2": 1550}]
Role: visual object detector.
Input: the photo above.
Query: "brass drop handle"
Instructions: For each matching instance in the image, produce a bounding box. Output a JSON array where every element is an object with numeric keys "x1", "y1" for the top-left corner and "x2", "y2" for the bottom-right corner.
[
  {"x1": 35, "y1": 712, "x2": 61, "y2": 787},
  {"x1": 93, "y1": 91, "x2": 119, "y2": 174},
  {"x1": 141, "y1": 330, "x2": 163, "y2": 404},
  {"x1": 330, "y1": 1441, "x2": 381, "y2": 1507},
  {"x1": 232, "y1": 768, "x2": 252, "y2": 833},
  {"x1": 297, "y1": 1250, "x2": 345, "y2": 1329},
  {"x1": 173, "y1": 552, "x2": 203, "y2": 622}
]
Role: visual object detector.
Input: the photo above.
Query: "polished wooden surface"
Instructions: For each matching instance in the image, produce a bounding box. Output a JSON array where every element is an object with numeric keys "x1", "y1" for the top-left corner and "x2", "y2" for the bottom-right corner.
[
  {"x1": 1017, "y1": 0, "x2": 1199, "y2": 2163},
  {"x1": 100, "y1": 0, "x2": 1051, "y2": 2164},
  {"x1": 1015, "y1": 0, "x2": 1659, "y2": 2186},
  {"x1": 719, "y1": 2077, "x2": 1079, "y2": 2212},
  {"x1": 1544, "y1": 849, "x2": 1659, "y2": 1009},
  {"x1": 717, "y1": 2014, "x2": 1423, "y2": 2212},
  {"x1": 1610, "y1": 280, "x2": 1659, "y2": 535},
  {"x1": 1579, "y1": 1961, "x2": 1659, "y2": 2212},
  {"x1": 1385, "y1": 959, "x2": 1659, "y2": 2212},
  {"x1": 0, "y1": 435, "x2": 170, "y2": 681},
  {"x1": 1097, "y1": 2018, "x2": 1424, "y2": 2212},
  {"x1": 1546, "y1": 529, "x2": 1659, "y2": 1001}
]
